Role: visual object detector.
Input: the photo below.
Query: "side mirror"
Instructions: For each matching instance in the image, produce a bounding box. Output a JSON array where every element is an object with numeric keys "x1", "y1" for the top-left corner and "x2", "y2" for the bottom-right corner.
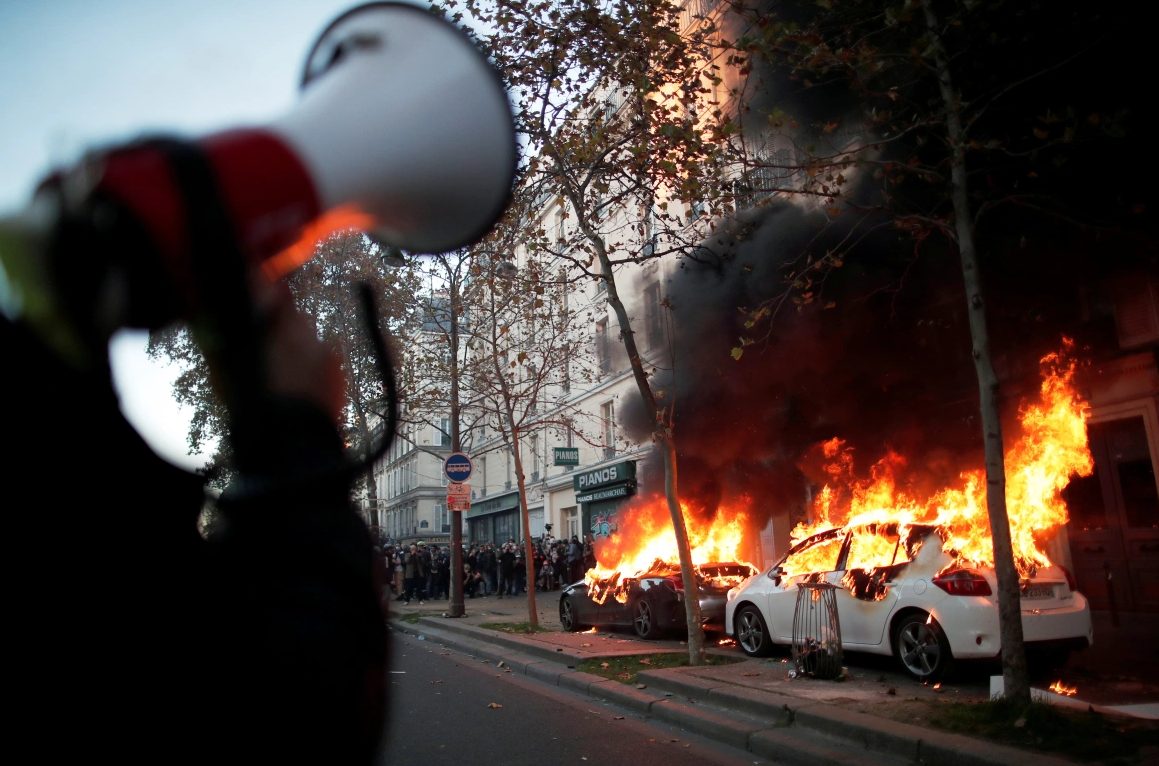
[{"x1": 768, "y1": 565, "x2": 784, "y2": 585}]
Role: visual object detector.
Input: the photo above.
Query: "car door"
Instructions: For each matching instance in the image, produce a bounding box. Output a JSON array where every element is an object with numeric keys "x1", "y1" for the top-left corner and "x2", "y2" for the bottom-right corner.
[
  {"x1": 764, "y1": 530, "x2": 848, "y2": 642},
  {"x1": 829, "y1": 524, "x2": 905, "y2": 648}
]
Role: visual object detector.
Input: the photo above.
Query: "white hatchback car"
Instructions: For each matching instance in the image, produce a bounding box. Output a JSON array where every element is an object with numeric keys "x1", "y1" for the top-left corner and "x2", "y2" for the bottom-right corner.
[{"x1": 725, "y1": 522, "x2": 1093, "y2": 680}]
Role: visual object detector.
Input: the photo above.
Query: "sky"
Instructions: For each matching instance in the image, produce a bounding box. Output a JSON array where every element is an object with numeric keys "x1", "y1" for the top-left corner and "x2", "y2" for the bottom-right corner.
[{"x1": 0, "y1": 0, "x2": 382, "y2": 469}]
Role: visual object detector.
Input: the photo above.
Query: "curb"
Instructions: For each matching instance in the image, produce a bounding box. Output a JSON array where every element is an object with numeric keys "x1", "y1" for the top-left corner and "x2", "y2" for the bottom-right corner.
[{"x1": 390, "y1": 616, "x2": 1074, "y2": 766}]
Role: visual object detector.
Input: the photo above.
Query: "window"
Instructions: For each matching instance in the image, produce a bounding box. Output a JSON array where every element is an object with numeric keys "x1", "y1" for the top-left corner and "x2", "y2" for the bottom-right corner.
[
  {"x1": 530, "y1": 433, "x2": 540, "y2": 482},
  {"x1": 595, "y1": 318, "x2": 610, "y2": 374},
  {"x1": 644, "y1": 281, "x2": 663, "y2": 349},
  {"x1": 601, "y1": 400, "x2": 616, "y2": 460},
  {"x1": 440, "y1": 417, "x2": 451, "y2": 447}
]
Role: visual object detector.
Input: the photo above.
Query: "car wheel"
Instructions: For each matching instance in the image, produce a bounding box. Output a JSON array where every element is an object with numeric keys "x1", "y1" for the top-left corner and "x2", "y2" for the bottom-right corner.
[
  {"x1": 559, "y1": 596, "x2": 583, "y2": 632},
  {"x1": 893, "y1": 612, "x2": 953, "y2": 681},
  {"x1": 633, "y1": 599, "x2": 660, "y2": 639},
  {"x1": 735, "y1": 605, "x2": 774, "y2": 657}
]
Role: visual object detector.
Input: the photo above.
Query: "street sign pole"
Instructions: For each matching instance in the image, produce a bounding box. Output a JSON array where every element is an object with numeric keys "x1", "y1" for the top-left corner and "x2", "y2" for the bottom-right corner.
[{"x1": 444, "y1": 453, "x2": 473, "y2": 618}]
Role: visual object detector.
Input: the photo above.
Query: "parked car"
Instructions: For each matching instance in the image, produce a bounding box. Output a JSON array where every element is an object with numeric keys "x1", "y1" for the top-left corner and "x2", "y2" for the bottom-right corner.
[
  {"x1": 724, "y1": 522, "x2": 1093, "y2": 680},
  {"x1": 560, "y1": 561, "x2": 758, "y2": 639}
]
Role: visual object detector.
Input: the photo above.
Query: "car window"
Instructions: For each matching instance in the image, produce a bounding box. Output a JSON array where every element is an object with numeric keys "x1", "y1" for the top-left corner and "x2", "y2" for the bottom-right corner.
[
  {"x1": 779, "y1": 533, "x2": 844, "y2": 576},
  {"x1": 842, "y1": 524, "x2": 907, "y2": 571}
]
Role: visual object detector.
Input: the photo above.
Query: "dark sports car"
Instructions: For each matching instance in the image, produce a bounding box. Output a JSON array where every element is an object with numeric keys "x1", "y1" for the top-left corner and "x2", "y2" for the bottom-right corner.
[{"x1": 558, "y1": 561, "x2": 757, "y2": 639}]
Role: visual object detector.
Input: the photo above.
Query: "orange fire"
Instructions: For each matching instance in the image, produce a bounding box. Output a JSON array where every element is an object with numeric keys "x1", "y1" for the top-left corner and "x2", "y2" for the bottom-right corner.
[
  {"x1": 582, "y1": 338, "x2": 1092, "y2": 597},
  {"x1": 790, "y1": 338, "x2": 1093, "y2": 576},
  {"x1": 1049, "y1": 680, "x2": 1079, "y2": 696},
  {"x1": 584, "y1": 499, "x2": 756, "y2": 603}
]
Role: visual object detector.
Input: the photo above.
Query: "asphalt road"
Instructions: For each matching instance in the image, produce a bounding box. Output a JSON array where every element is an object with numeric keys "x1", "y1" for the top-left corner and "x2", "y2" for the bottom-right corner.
[{"x1": 377, "y1": 630, "x2": 775, "y2": 766}]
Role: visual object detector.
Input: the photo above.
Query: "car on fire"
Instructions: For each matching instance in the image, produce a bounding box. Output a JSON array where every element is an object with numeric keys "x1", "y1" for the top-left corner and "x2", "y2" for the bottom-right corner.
[
  {"x1": 724, "y1": 522, "x2": 1093, "y2": 680},
  {"x1": 560, "y1": 560, "x2": 758, "y2": 639}
]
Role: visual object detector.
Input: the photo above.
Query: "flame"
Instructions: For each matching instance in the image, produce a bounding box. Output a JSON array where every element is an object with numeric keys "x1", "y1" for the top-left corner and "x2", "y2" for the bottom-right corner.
[
  {"x1": 1049, "y1": 680, "x2": 1078, "y2": 696},
  {"x1": 579, "y1": 339, "x2": 1091, "y2": 601},
  {"x1": 791, "y1": 338, "x2": 1092, "y2": 577},
  {"x1": 584, "y1": 498, "x2": 757, "y2": 604},
  {"x1": 262, "y1": 206, "x2": 375, "y2": 280}
]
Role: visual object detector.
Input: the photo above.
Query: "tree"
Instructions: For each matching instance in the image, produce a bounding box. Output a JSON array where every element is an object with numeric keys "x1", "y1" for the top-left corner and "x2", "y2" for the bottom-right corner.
[
  {"x1": 439, "y1": 0, "x2": 757, "y2": 664},
  {"x1": 713, "y1": 0, "x2": 1154, "y2": 704},
  {"x1": 148, "y1": 230, "x2": 419, "y2": 527},
  {"x1": 462, "y1": 216, "x2": 600, "y2": 627}
]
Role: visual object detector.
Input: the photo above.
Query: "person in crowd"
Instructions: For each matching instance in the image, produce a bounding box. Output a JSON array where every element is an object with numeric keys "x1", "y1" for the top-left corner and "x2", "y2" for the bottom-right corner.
[
  {"x1": 552, "y1": 541, "x2": 568, "y2": 588},
  {"x1": 432, "y1": 545, "x2": 450, "y2": 600},
  {"x1": 497, "y1": 541, "x2": 516, "y2": 598},
  {"x1": 392, "y1": 547, "x2": 406, "y2": 599},
  {"x1": 584, "y1": 535, "x2": 597, "y2": 571},
  {"x1": 514, "y1": 545, "x2": 526, "y2": 594},
  {"x1": 463, "y1": 563, "x2": 484, "y2": 598},
  {"x1": 402, "y1": 544, "x2": 427, "y2": 604},
  {"x1": 567, "y1": 535, "x2": 585, "y2": 584},
  {"x1": 479, "y1": 543, "x2": 497, "y2": 596}
]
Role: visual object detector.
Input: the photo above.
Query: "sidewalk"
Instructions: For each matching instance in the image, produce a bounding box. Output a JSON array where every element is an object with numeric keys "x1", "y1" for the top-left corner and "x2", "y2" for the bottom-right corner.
[{"x1": 386, "y1": 589, "x2": 1158, "y2": 766}]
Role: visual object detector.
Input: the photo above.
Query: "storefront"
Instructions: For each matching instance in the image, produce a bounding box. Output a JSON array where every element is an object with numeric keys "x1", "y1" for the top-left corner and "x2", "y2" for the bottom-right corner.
[
  {"x1": 466, "y1": 490, "x2": 520, "y2": 545},
  {"x1": 573, "y1": 460, "x2": 637, "y2": 540}
]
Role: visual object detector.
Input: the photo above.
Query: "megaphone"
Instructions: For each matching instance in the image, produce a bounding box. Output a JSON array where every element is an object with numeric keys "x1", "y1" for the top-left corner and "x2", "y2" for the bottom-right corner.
[{"x1": 0, "y1": 2, "x2": 516, "y2": 355}]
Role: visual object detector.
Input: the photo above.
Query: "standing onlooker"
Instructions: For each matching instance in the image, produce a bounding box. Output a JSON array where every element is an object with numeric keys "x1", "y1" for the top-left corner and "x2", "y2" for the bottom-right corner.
[
  {"x1": 479, "y1": 544, "x2": 497, "y2": 596},
  {"x1": 402, "y1": 544, "x2": 427, "y2": 604},
  {"x1": 567, "y1": 535, "x2": 584, "y2": 584},
  {"x1": 391, "y1": 546, "x2": 405, "y2": 600},
  {"x1": 497, "y1": 542, "x2": 516, "y2": 598},
  {"x1": 432, "y1": 546, "x2": 450, "y2": 600}
]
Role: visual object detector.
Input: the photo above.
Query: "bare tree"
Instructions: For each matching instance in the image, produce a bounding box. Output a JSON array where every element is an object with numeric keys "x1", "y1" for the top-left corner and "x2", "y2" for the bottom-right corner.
[
  {"x1": 461, "y1": 217, "x2": 601, "y2": 627},
  {"x1": 439, "y1": 0, "x2": 757, "y2": 664}
]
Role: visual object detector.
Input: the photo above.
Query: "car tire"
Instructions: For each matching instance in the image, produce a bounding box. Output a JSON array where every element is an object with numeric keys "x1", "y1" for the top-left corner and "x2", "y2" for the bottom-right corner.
[
  {"x1": 893, "y1": 611, "x2": 954, "y2": 681},
  {"x1": 559, "y1": 595, "x2": 583, "y2": 632},
  {"x1": 633, "y1": 598, "x2": 660, "y2": 639},
  {"x1": 735, "y1": 604, "x2": 774, "y2": 657}
]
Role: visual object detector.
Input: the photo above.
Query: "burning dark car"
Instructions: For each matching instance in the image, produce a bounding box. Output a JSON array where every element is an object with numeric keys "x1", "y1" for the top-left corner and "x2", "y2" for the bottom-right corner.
[{"x1": 559, "y1": 560, "x2": 757, "y2": 639}]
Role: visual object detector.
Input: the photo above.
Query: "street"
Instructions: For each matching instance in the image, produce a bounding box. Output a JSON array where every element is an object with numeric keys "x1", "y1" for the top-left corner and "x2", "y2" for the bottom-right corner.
[{"x1": 378, "y1": 629, "x2": 773, "y2": 766}]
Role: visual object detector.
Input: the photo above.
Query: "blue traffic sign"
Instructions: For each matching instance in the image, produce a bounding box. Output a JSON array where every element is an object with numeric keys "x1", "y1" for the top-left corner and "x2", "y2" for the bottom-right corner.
[{"x1": 444, "y1": 452, "x2": 473, "y2": 482}]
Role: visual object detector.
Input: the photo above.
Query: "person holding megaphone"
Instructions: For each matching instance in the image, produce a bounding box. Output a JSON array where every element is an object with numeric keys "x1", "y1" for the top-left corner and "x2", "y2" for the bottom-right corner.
[{"x1": 0, "y1": 3, "x2": 516, "y2": 764}]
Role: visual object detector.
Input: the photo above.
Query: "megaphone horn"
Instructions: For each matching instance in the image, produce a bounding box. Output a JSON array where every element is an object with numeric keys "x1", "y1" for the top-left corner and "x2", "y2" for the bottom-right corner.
[{"x1": 2, "y1": 2, "x2": 516, "y2": 345}]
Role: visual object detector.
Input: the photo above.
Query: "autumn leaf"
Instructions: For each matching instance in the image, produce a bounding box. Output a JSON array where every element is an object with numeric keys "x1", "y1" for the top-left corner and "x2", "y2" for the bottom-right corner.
[{"x1": 487, "y1": 702, "x2": 503, "y2": 709}]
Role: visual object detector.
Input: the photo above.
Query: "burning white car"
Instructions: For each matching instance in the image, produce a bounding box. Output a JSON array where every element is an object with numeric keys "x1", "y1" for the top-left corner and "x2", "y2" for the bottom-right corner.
[{"x1": 725, "y1": 521, "x2": 1093, "y2": 680}]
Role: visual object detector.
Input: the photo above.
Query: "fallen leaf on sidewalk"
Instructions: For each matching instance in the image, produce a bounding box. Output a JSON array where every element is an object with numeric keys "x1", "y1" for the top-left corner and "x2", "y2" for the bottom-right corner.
[
  {"x1": 487, "y1": 702, "x2": 503, "y2": 709},
  {"x1": 613, "y1": 715, "x2": 624, "y2": 720},
  {"x1": 638, "y1": 658, "x2": 652, "y2": 665},
  {"x1": 600, "y1": 662, "x2": 610, "y2": 669}
]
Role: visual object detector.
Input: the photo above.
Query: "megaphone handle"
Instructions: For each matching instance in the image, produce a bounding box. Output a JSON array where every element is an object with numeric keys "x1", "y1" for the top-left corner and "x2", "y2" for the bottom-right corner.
[{"x1": 145, "y1": 138, "x2": 343, "y2": 490}]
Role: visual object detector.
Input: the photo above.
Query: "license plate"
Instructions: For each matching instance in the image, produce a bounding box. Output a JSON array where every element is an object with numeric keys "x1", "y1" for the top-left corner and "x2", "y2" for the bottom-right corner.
[{"x1": 1023, "y1": 584, "x2": 1054, "y2": 600}]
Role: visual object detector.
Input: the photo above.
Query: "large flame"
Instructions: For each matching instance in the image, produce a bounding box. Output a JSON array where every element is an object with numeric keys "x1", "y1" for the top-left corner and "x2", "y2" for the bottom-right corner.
[
  {"x1": 581, "y1": 339, "x2": 1092, "y2": 599},
  {"x1": 792, "y1": 338, "x2": 1093, "y2": 576},
  {"x1": 584, "y1": 499, "x2": 756, "y2": 603}
]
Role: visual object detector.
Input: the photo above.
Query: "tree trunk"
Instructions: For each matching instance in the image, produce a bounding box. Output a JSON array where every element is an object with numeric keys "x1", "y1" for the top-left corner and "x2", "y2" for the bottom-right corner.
[
  {"x1": 661, "y1": 433, "x2": 706, "y2": 663},
  {"x1": 591, "y1": 232, "x2": 705, "y2": 665},
  {"x1": 511, "y1": 428, "x2": 541, "y2": 629},
  {"x1": 923, "y1": 0, "x2": 1030, "y2": 705}
]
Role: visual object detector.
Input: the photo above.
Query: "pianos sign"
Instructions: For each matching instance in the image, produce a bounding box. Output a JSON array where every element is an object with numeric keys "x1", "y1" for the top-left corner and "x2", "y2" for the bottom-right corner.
[{"x1": 553, "y1": 447, "x2": 579, "y2": 466}]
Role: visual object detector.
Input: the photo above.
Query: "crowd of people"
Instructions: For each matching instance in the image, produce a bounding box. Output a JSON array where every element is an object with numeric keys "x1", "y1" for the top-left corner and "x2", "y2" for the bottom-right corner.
[{"x1": 378, "y1": 527, "x2": 597, "y2": 604}]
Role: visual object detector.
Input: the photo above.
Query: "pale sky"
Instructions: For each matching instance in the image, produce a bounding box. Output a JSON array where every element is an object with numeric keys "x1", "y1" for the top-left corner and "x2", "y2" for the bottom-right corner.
[{"x1": 0, "y1": 0, "x2": 378, "y2": 468}]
